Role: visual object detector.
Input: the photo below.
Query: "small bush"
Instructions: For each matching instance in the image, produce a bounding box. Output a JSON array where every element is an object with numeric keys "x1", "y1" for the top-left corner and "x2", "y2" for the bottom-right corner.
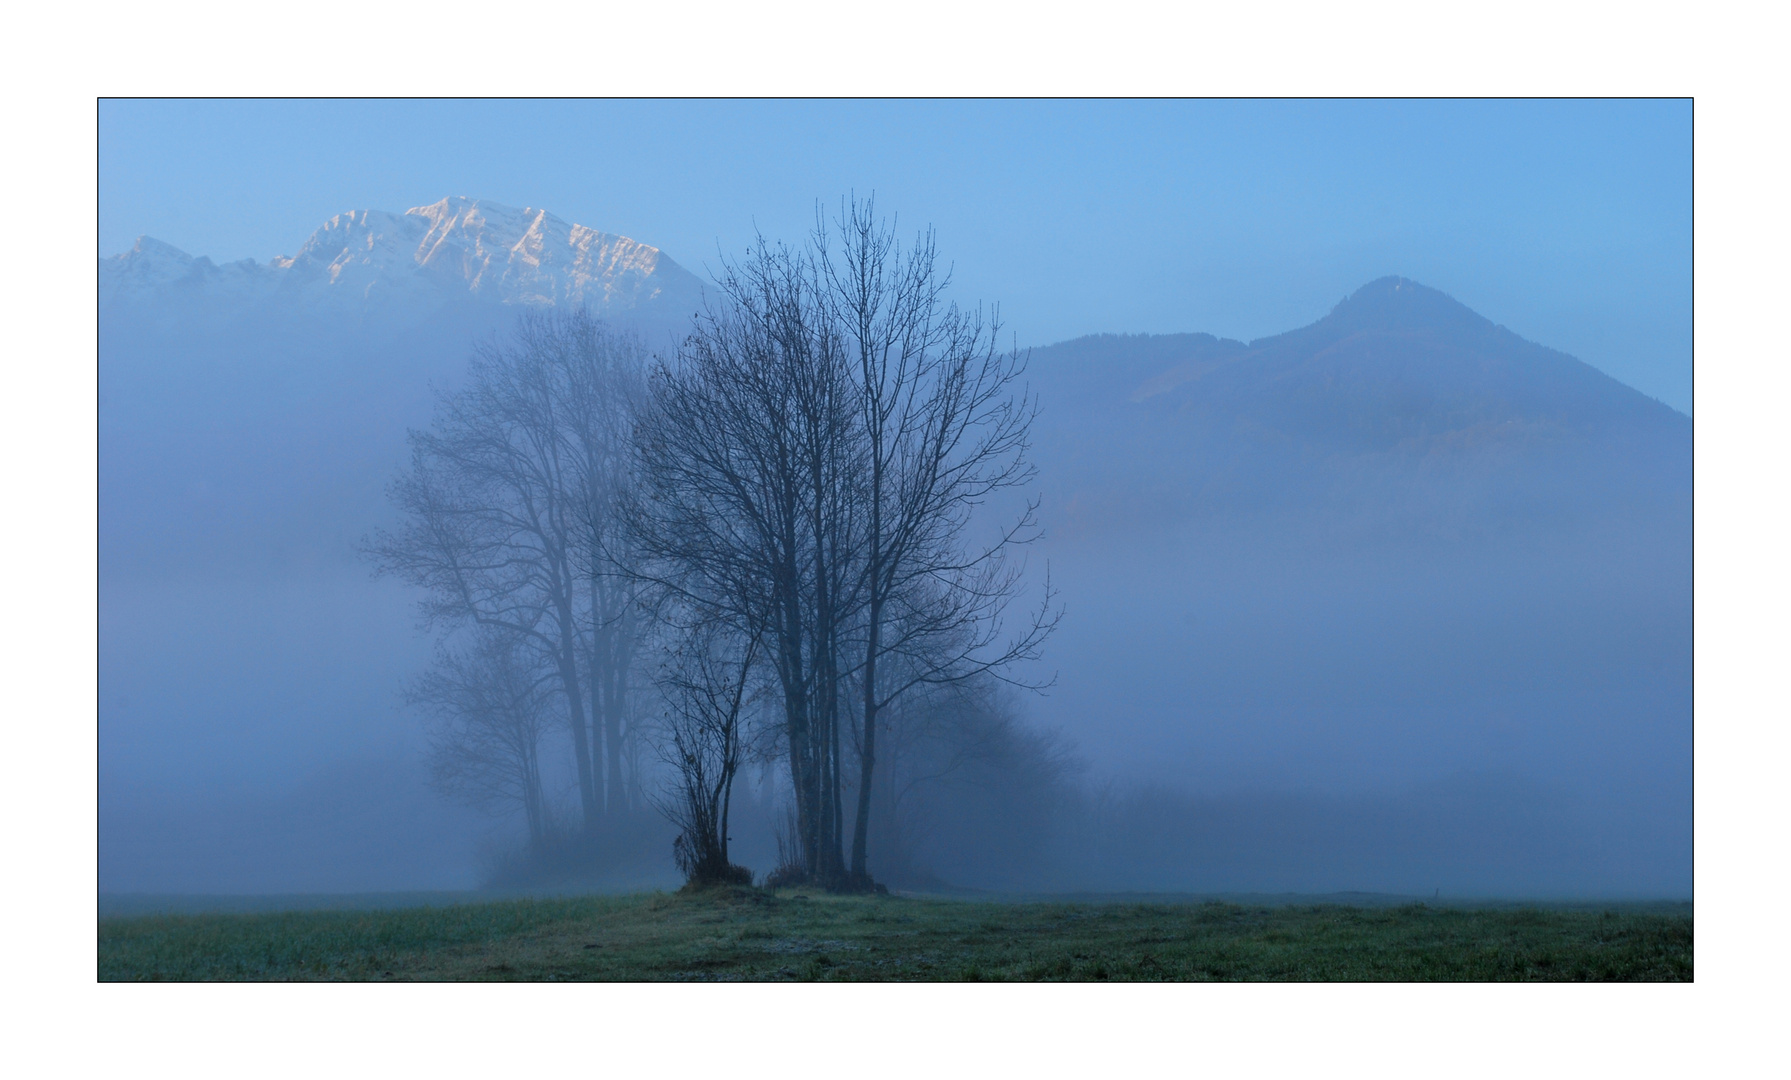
[
  {"x1": 674, "y1": 834, "x2": 755, "y2": 890},
  {"x1": 682, "y1": 861, "x2": 754, "y2": 890},
  {"x1": 763, "y1": 863, "x2": 809, "y2": 889}
]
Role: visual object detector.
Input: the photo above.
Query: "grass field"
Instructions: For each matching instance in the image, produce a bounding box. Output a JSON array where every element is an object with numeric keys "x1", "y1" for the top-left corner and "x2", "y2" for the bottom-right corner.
[{"x1": 98, "y1": 888, "x2": 1692, "y2": 982}]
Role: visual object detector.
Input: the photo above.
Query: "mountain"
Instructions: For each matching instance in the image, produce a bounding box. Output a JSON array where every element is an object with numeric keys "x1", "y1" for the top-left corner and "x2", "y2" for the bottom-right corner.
[
  {"x1": 99, "y1": 196, "x2": 709, "y2": 331},
  {"x1": 1026, "y1": 276, "x2": 1691, "y2": 543},
  {"x1": 1038, "y1": 276, "x2": 1685, "y2": 446},
  {"x1": 1008, "y1": 278, "x2": 1688, "y2": 895},
  {"x1": 99, "y1": 198, "x2": 716, "y2": 579}
]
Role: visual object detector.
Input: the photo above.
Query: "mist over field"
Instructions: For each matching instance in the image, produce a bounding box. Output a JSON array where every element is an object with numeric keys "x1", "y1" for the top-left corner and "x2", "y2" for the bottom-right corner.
[{"x1": 97, "y1": 198, "x2": 1690, "y2": 900}]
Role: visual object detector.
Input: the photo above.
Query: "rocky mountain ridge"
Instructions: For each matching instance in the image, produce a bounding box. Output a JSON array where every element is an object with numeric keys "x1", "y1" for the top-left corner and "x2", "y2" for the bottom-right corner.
[{"x1": 99, "y1": 196, "x2": 709, "y2": 324}]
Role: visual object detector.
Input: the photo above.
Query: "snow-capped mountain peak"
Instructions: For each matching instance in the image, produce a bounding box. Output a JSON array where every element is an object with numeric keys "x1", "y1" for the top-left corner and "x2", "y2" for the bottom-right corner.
[{"x1": 101, "y1": 197, "x2": 706, "y2": 322}]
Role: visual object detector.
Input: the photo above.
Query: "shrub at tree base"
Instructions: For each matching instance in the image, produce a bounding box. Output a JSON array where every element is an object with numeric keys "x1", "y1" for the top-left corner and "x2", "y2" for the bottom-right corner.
[
  {"x1": 677, "y1": 862, "x2": 755, "y2": 891},
  {"x1": 673, "y1": 833, "x2": 754, "y2": 889},
  {"x1": 762, "y1": 863, "x2": 808, "y2": 890},
  {"x1": 758, "y1": 866, "x2": 888, "y2": 895}
]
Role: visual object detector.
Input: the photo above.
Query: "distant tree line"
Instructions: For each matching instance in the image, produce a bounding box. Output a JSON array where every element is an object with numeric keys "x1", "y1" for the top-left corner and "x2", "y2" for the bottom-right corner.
[{"x1": 369, "y1": 198, "x2": 1056, "y2": 891}]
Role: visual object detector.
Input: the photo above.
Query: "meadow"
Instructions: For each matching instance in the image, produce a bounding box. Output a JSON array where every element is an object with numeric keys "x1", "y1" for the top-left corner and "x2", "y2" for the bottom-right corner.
[{"x1": 99, "y1": 888, "x2": 1691, "y2": 982}]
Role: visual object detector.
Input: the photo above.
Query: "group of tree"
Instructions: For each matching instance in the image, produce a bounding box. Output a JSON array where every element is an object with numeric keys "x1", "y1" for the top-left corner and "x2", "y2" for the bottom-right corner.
[
  {"x1": 367, "y1": 311, "x2": 646, "y2": 839},
  {"x1": 369, "y1": 198, "x2": 1056, "y2": 892}
]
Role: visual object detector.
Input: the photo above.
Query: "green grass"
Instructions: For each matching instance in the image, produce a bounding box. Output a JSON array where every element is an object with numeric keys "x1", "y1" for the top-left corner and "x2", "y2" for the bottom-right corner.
[{"x1": 98, "y1": 889, "x2": 1692, "y2": 982}]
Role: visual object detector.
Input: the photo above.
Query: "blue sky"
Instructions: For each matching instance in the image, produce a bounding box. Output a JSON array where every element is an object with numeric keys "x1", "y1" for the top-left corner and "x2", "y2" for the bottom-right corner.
[{"x1": 99, "y1": 99, "x2": 1692, "y2": 411}]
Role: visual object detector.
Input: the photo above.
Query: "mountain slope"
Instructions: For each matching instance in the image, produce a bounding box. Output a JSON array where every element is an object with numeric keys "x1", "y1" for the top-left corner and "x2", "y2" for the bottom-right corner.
[
  {"x1": 1027, "y1": 276, "x2": 1691, "y2": 541},
  {"x1": 1014, "y1": 279, "x2": 1688, "y2": 895}
]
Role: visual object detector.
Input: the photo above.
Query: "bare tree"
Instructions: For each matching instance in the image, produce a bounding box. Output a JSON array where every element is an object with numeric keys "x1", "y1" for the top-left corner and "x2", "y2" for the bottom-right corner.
[
  {"x1": 817, "y1": 196, "x2": 1060, "y2": 886},
  {"x1": 648, "y1": 619, "x2": 761, "y2": 886},
  {"x1": 561, "y1": 319, "x2": 649, "y2": 815},
  {"x1": 632, "y1": 235, "x2": 865, "y2": 886},
  {"x1": 632, "y1": 201, "x2": 1056, "y2": 890},
  {"x1": 367, "y1": 309, "x2": 646, "y2": 831},
  {"x1": 408, "y1": 628, "x2": 559, "y2": 848}
]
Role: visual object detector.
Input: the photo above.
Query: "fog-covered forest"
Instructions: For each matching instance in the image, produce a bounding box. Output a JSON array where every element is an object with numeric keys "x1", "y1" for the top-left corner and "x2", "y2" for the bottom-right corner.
[{"x1": 98, "y1": 196, "x2": 1690, "y2": 900}]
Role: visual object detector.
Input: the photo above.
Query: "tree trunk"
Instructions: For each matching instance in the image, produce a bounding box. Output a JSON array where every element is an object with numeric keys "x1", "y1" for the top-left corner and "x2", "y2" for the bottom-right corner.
[
  {"x1": 720, "y1": 767, "x2": 734, "y2": 866},
  {"x1": 556, "y1": 595, "x2": 599, "y2": 830},
  {"x1": 604, "y1": 651, "x2": 626, "y2": 816},
  {"x1": 850, "y1": 596, "x2": 881, "y2": 882},
  {"x1": 523, "y1": 742, "x2": 545, "y2": 849},
  {"x1": 588, "y1": 570, "x2": 608, "y2": 816}
]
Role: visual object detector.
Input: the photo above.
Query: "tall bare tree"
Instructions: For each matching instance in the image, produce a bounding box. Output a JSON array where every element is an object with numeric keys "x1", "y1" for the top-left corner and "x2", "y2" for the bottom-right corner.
[
  {"x1": 817, "y1": 197, "x2": 1059, "y2": 885},
  {"x1": 632, "y1": 235, "x2": 866, "y2": 885},
  {"x1": 367, "y1": 310, "x2": 646, "y2": 831},
  {"x1": 632, "y1": 202, "x2": 1055, "y2": 889},
  {"x1": 559, "y1": 318, "x2": 649, "y2": 815}
]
